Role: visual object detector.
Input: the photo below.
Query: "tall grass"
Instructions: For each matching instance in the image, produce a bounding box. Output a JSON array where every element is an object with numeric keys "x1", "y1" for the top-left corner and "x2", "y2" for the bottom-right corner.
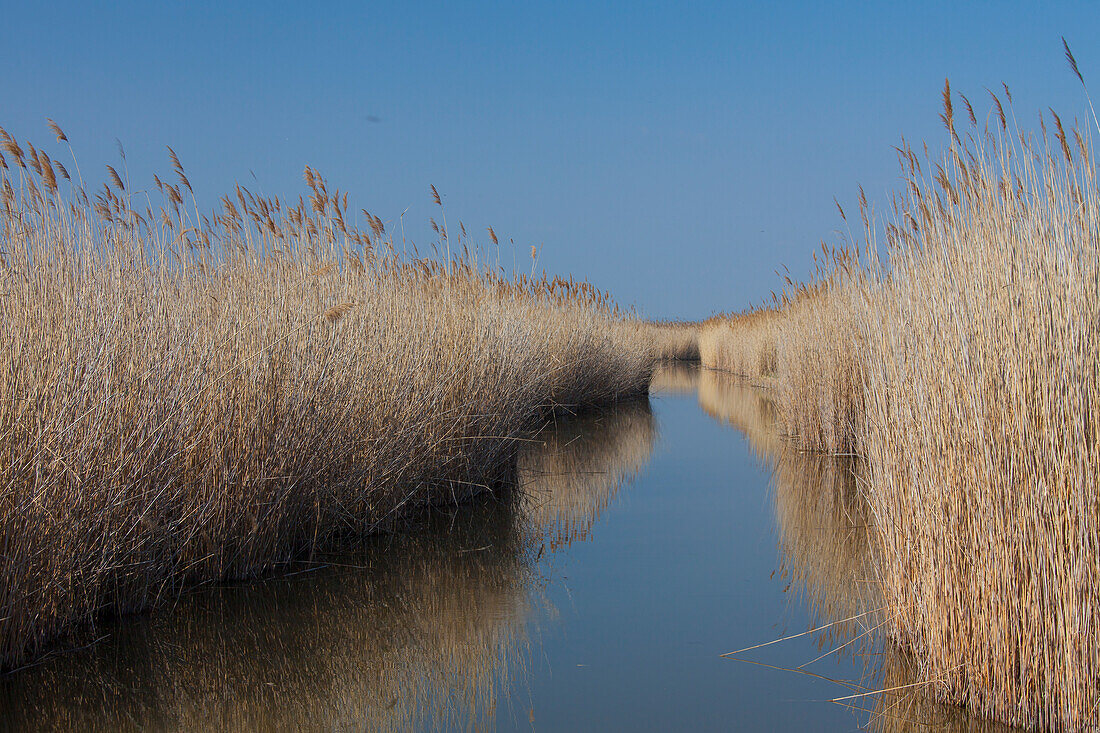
[
  {"x1": 701, "y1": 71, "x2": 1100, "y2": 730},
  {"x1": 700, "y1": 271, "x2": 863, "y2": 454},
  {"x1": 0, "y1": 123, "x2": 658, "y2": 669},
  {"x1": 645, "y1": 321, "x2": 701, "y2": 361},
  {"x1": 0, "y1": 398, "x2": 656, "y2": 730},
  {"x1": 698, "y1": 309, "x2": 779, "y2": 381},
  {"x1": 696, "y1": 365, "x2": 1017, "y2": 731}
]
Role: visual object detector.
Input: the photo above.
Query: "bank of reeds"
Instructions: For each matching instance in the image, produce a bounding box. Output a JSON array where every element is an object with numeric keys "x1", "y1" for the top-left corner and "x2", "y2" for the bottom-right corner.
[
  {"x1": 0, "y1": 123, "x2": 657, "y2": 669},
  {"x1": 0, "y1": 498, "x2": 535, "y2": 732},
  {"x1": 697, "y1": 364, "x2": 1017, "y2": 731},
  {"x1": 703, "y1": 69, "x2": 1100, "y2": 730},
  {"x1": 0, "y1": 398, "x2": 656, "y2": 730},
  {"x1": 698, "y1": 309, "x2": 778, "y2": 382},
  {"x1": 645, "y1": 321, "x2": 701, "y2": 361},
  {"x1": 699, "y1": 256, "x2": 864, "y2": 454}
]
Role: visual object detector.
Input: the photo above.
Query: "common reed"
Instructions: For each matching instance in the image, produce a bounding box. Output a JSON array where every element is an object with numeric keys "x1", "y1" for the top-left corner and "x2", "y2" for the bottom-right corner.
[
  {"x1": 699, "y1": 250, "x2": 864, "y2": 453},
  {"x1": 644, "y1": 321, "x2": 701, "y2": 361},
  {"x1": 698, "y1": 367, "x2": 1012, "y2": 732},
  {"x1": 0, "y1": 122, "x2": 656, "y2": 669},
  {"x1": 698, "y1": 308, "x2": 779, "y2": 382},
  {"x1": 0, "y1": 499, "x2": 535, "y2": 732},
  {"x1": 0, "y1": 391, "x2": 656, "y2": 731},
  {"x1": 702, "y1": 67, "x2": 1100, "y2": 730},
  {"x1": 857, "y1": 86, "x2": 1100, "y2": 729}
]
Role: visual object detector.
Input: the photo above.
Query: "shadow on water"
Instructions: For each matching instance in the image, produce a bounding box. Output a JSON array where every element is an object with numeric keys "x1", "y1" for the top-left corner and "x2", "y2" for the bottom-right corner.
[
  {"x1": 0, "y1": 401, "x2": 655, "y2": 732},
  {"x1": 657, "y1": 363, "x2": 1014, "y2": 732}
]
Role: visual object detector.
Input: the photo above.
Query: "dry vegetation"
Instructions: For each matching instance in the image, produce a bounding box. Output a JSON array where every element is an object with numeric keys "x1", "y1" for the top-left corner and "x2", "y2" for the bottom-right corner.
[
  {"x1": 698, "y1": 309, "x2": 779, "y2": 382},
  {"x1": 0, "y1": 122, "x2": 663, "y2": 669},
  {"x1": 0, "y1": 501, "x2": 535, "y2": 732},
  {"x1": 698, "y1": 260, "x2": 864, "y2": 454},
  {"x1": 645, "y1": 320, "x2": 701, "y2": 361},
  {"x1": 691, "y1": 363, "x2": 1017, "y2": 731},
  {"x1": 701, "y1": 59, "x2": 1100, "y2": 731},
  {"x1": 0, "y1": 399, "x2": 655, "y2": 730}
]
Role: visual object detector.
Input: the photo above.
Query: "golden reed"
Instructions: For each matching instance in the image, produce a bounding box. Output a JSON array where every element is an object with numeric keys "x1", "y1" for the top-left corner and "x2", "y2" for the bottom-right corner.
[
  {"x1": 0, "y1": 122, "x2": 670, "y2": 669},
  {"x1": 702, "y1": 64, "x2": 1100, "y2": 730}
]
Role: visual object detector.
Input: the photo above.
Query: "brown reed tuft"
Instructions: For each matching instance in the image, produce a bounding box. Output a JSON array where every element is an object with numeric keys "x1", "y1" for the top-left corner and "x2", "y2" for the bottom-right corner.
[
  {"x1": 1065, "y1": 37, "x2": 1084, "y2": 84},
  {"x1": 46, "y1": 118, "x2": 67, "y2": 143},
  {"x1": 104, "y1": 164, "x2": 124, "y2": 191},
  {"x1": 323, "y1": 302, "x2": 355, "y2": 323}
]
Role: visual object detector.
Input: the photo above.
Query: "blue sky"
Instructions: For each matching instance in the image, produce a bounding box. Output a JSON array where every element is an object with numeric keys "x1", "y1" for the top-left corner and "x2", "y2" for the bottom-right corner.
[{"x1": 2, "y1": 1, "x2": 1098, "y2": 318}]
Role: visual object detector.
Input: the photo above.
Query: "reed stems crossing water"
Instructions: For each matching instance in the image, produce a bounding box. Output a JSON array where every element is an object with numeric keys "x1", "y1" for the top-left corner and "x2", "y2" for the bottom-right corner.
[{"x1": 701, "y1": 79, "x2": 1100, "y2": 729}]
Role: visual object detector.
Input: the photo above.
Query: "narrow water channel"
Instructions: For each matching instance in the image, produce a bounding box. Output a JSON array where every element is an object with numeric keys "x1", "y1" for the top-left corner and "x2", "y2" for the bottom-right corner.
[{"x1": 0, "y1": 366, "x2": 1003, "y2": 731}]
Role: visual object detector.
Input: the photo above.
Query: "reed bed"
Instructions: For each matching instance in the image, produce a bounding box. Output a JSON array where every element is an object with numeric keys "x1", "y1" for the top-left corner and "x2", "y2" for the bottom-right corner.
[
  {"x1": 702, "y1": 67, "x2": 1100, "y2": 730},
  {"x1": 699, "y1": 259, "x2": 864, "y2": 453},
  {"x1": 0, "y1": 122, "x2": 658, "y2": 669},
  {"x1": 699, "y1": 365, "x2": 1017, "y2": 731},
  {"x1": 645, "y1": 321, "x2": 701, "y2": 361},
  {"x1": 698, "y1": 309, "x2": 778, "y2": 382},
  {"x1": 0, "y1": 385, "x2": 654, "y2": 731}
]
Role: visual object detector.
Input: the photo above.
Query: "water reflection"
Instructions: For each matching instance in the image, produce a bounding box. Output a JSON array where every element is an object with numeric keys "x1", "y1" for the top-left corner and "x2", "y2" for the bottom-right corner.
[
  {"x1": 647, "y1": 362, "x2": 700, "y2": 395},
  {"x1": 0, "y1": 366, "x2": 1016, "y2": 731},
  {"x1": 0, "y1": 502, "x2": 533, "y2": 732},
  {"x1": 657, "y1": 365, "x2": 872, "y2": 648},
  {"x1": 520, "y1": 400, "x2": 655, "y2": 550},
  {"x1": 0, "y1": 400, "x2": 656, "y2": 732},
  {"x1": 655, "y1": 364, "x2": 1013, "y2": 732}
]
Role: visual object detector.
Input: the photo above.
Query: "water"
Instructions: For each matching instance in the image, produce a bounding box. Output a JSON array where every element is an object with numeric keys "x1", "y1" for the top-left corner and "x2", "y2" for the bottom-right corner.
[{"x1": 0, "y1": 366, "x2": 1000, "y2": 731}]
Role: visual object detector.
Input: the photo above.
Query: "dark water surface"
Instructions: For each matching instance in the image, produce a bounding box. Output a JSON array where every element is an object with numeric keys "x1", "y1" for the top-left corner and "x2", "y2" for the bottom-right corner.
[{"x1": 0, "y1": 366, "x2": 1000, "y2": 731}]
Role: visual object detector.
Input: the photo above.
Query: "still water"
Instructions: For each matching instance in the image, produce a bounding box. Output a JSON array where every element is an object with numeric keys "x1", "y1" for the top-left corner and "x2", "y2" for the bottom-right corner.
[{"x1": 0, "y1": 366, "x2": 1001, "y2": 731}]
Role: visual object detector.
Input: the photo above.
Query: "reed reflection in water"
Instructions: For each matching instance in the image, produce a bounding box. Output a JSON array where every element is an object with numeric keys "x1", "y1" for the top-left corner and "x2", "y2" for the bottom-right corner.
[
  {"x1": 655, "y1": 364, "x2": 1014, "y2": 732},
  {"x1": 0, "y1": 400, "x2": 656, "y2": 732},
  {"x1": 519, "y1": 399, "x2": 656, "y2": 551}
]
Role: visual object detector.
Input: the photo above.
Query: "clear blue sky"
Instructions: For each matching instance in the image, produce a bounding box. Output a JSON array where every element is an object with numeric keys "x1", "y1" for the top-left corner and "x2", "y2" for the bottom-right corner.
[{"x1": 2, "y1": 1, "x2": 1097, "y2": 319}]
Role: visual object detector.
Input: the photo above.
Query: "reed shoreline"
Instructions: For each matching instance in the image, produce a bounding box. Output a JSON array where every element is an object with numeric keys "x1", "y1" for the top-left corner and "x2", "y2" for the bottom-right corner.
[
  {"x1": 0, "y1": 397, "x2": 658, "y2": 731},
  {"x1": 0, "y1": 122, "x2": 684, "y2": 670},
  {"x1": 699, "y1": 76, "x2": 1100, "y2": 730}
]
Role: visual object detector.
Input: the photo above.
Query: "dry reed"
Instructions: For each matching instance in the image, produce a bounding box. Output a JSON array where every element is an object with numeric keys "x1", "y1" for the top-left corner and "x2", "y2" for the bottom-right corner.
[
  {"x1": 0, "y1": 122, "x2": 658, "y2": 669},
  {"x1": 698, "y1": 367, "x2": 1014, "y2": 731},
  {"x1": 0, "y1": 398, "x2": 657, "y2": 730},
  {"x1": 701, "y1": 70, "x2": 1100, "y2": 729},
  {"x1": 644, "y1": 321, "x2": 701, "y2": 361}
]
